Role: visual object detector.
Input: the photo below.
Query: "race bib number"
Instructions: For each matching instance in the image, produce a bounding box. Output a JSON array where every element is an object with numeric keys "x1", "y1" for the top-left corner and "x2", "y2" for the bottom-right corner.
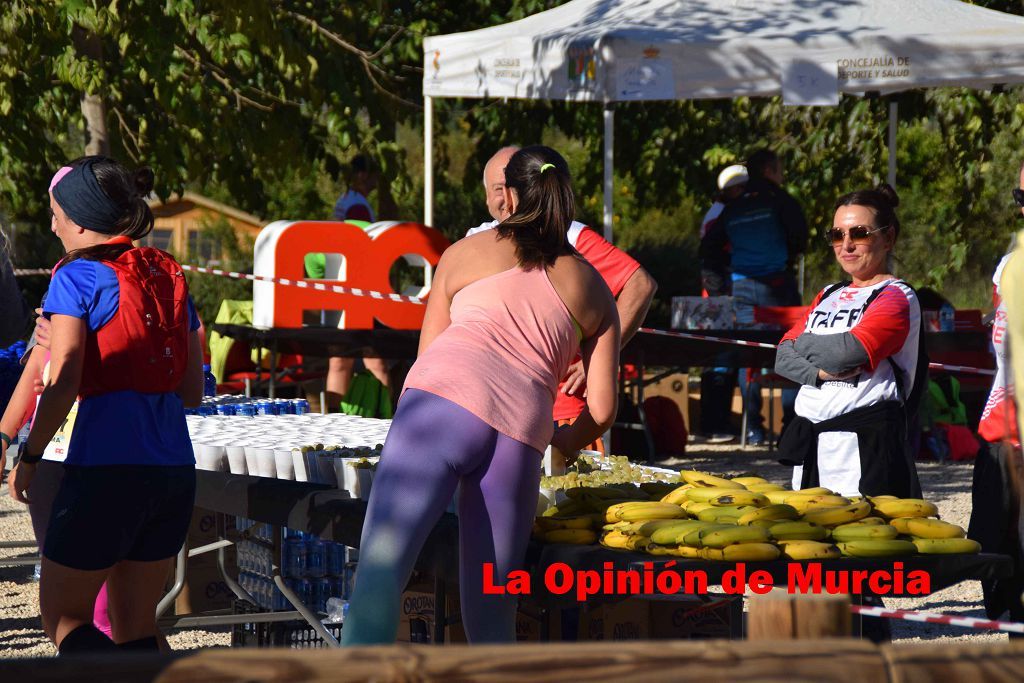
[{"x1": 42, "y1": 400, "x2": 78, "y2": 462}]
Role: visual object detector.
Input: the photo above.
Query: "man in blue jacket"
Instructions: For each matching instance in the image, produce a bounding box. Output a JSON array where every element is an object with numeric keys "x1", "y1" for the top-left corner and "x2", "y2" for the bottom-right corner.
[{"x1": 701, "y1": 149, "x2": 808, "y2": 444}]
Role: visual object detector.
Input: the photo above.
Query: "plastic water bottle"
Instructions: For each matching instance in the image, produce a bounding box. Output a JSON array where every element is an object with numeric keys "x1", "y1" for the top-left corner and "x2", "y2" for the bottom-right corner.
[
  {"x1": 939, "y1": 303, "x2": 955, "y2": 332},
  {"x1": 306, "y1": 539, "x2": 326, "y2": 578},
  {"x1": 203, "y1": 364, "x2": 217, "y2": 397},
  {"x1": 283, "y1": 537, "x2": 307, "y2": 578},
  {"x1": 325, "y1": 542, "x2": 344, "y2": 577},
  {"x1": 325, "y1": 597, "x2": 349, "y2": 624}
]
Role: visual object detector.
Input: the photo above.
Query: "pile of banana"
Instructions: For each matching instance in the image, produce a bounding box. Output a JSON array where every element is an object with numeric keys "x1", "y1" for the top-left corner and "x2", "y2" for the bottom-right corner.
[{"x1": 534, "y1": 470, "x2": 981, "y2": 561}]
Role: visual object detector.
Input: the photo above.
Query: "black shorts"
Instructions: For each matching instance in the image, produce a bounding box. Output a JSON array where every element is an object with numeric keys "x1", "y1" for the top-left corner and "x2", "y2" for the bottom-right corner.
[{"x1": 43, "y1": 464, "x2": 196, "y2": 570}]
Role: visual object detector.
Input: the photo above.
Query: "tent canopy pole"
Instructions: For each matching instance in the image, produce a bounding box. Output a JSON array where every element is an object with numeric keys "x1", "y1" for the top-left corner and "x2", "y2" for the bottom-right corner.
[
  {"x1": 424, "y1": 95, "x2": 434, "y2": 226},
  {"x1": 887, "y1": 100, "x2": 898, "y2": 189},
  {"x1": 603, "y1": 103, "x2": 614, "y2": 242}
]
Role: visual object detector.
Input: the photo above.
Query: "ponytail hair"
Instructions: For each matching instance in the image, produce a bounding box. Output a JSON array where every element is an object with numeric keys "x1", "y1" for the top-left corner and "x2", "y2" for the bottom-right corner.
[
  {"x1": 56, "y1": 156, "x2": 156, "y2": 267},
  {"x1": 495, "y1": 145, "x2": 575, "y2": 269},
  {"x1": 834, "y1": 183, "x2": 901, "y2": 240}
]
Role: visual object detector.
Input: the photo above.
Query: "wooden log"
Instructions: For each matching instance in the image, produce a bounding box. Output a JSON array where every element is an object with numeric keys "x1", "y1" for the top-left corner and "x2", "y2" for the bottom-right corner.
[
  {"x1": 153, "y1": 640, "x2": 882, "y2": 683},
  {"x1": 747, "y1": 590, "x2": 851, "y2": 640},
  {"x1": 881, "y1": 640, "x2": 1024, "y2": 683},
  {"x1": 11, "y1": 639, "x2": 1024, "y2": 682}
]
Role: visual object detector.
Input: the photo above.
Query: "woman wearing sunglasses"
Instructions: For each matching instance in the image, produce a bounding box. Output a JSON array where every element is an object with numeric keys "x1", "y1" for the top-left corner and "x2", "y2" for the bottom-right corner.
[{"x1": 774, "y1": 184, "x2": 923, "y2": 498}]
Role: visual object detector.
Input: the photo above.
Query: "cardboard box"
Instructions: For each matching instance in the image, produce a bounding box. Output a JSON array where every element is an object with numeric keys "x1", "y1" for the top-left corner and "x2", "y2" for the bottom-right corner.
[
  {"x1": 649, "y1": 595, "x2": 742, "y2": 640},
  {"x1": 397, "y1": 583, "x2": 465, "y2": 644},
  {"x1": 174, "y1": 560, "x2": 239, "y2": 615},
  {"x1": 579, "y1": 598, "x2": 650, "y2": 641},
  {"x1": 514, "y1": 600, "x2": 564, "y2": 642},
  {"x1": 174, "y1": 506, "x2": 240, "y2": 615}
]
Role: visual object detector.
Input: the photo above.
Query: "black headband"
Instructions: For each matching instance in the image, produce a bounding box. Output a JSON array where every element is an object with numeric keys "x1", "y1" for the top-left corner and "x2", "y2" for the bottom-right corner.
[{"x1": 51, "y1": 160, "x2": 125, "y2": 234}]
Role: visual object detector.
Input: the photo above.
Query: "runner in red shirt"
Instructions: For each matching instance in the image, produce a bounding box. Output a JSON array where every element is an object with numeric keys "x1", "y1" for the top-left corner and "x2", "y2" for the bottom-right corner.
[{"x1": 466, "y1": 146, "x2": 657, "y2": 452}]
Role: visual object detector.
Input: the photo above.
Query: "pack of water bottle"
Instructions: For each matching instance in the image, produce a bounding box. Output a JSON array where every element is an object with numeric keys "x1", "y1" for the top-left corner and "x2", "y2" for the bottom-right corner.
[
  {"x1": 234, "y1": 518, "x2": 355, "y2": 616},
  {"x1": 281, "y1": 529, "x2": 356, "y2": 617},
  {"x1": 186, "y1": 396, "x2": 311, "y2": 417},
  {"x1": 235, "y1": 518, "x2": 283, "y2": 611}
]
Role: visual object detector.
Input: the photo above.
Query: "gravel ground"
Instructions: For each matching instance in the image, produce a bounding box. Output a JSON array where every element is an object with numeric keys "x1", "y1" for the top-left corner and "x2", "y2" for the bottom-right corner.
[{"x1": 0, "y1": 444, "x2": 1011, "y2": 658}]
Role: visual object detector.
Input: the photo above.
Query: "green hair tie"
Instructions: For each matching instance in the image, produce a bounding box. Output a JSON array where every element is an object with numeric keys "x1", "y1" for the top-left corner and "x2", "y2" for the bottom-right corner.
[{"x1": 539, "y1": 163, "x2": 555, "y2": 173}]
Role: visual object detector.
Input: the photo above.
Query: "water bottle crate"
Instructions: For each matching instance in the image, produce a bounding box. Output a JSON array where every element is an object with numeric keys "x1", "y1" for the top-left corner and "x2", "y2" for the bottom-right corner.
[{"x1": 230, "y1": 600, "x2": 343, "y2": 649}]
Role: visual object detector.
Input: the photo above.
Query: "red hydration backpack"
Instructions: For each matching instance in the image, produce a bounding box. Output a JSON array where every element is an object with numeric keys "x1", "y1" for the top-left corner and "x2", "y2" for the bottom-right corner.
[{"x1": 78, "y1": 247, "x2": 190, "y2": 397}]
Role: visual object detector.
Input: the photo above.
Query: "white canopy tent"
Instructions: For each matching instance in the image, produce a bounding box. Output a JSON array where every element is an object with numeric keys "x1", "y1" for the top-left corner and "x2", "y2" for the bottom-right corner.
[{"x1": 422, "y1": 0, "x2": 1024, "y2": 240}]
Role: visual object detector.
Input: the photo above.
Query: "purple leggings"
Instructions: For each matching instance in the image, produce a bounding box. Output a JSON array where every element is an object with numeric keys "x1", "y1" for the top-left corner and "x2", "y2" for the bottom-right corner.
[{"x1": 340, "y1": 389, "x2": 541, "y2": 644}]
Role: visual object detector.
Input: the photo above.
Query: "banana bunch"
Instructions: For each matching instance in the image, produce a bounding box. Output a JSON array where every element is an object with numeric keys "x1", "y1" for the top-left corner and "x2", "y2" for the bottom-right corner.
[
  {"x1": 830, "y1": 523, "x2": 899, "y2": 542},
  {"x1": 912, "y1": 538, "x2": 981, "y2": 554},
  {"x1": 837, "y1": 539, "x2": 918, "y2": 558},
  {"x1": 605, "y1": 501, "x2": 688, "y2": 523},
  {"x1": 737, "y1": 504, "x2": 799, "y2": 525},
  {"x1": 890, "y1": 517, "x2": 965, "y2": 539},
  {"x1": 535, "y1": 514, "x2": 602, "y2": 532},
  {"x1": 800, "y1": 500, "x2": 872, "y2": 527},
  {"x1": 872, "y1": 498, "x2": 939, "y2": 519},
  {"x1": 600, "y1": 530, "x2": 652, "y2": 551},
  {"x1": 778, "y1": 540, "x2": 841, "y2": 560},
  {"x1": 701, "y1": 543, "x2": 780, "y2": 561},
  {"x1": 679, "y1": 470, "x2": 745, "y2": 488},
  {"x1": 769, "y1": 521, "x2": 829, "y2": 541},
  {"x1": 696, "y1": 505, "x2": 755, "y2": 524}
]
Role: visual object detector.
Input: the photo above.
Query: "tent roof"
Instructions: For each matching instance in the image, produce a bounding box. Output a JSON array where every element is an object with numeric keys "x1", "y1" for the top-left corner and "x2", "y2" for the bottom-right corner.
[{"x1": 423, "y1": 0, "x2": 1024, "y2": 101}]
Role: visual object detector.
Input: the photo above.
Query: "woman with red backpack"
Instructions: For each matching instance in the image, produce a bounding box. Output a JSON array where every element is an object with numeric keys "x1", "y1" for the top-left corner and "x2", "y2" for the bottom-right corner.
[{"x1": 7, "y1": 157, "x2": 204, "y2": 654}]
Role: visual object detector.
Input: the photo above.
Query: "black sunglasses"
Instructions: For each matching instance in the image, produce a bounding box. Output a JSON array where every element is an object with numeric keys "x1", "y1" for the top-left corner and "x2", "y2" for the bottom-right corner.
[
  {"x1": 825, "y1": 224, "x2": 889, "y2": 246},
  {"x1": 1013, "y1": 188, "x2": 1024, "y2": 208}
]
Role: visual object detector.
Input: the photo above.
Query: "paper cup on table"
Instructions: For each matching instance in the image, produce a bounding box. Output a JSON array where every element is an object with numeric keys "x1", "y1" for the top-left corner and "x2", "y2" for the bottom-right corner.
[
  {"x1": 225, "y1": 445, "x2": 248, "y2": 475},
  {"x1": 275, "y1": 448, "x2": 295, "y2": 480}
]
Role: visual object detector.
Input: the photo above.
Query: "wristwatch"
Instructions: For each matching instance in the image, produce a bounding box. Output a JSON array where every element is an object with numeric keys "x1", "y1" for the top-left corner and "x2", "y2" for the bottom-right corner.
[{"x1": 18, "y1": 445, "x2": 44, "y2": 465}]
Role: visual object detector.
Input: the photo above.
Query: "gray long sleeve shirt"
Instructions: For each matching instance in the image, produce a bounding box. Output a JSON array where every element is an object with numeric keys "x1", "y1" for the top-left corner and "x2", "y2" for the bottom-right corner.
[{"x1": 774, "y1": 332, "x2": 870, "y2": 386}]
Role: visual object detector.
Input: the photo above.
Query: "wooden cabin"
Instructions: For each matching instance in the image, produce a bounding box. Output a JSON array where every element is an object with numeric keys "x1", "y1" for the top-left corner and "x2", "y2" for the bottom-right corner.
[{"x1": 145, "y1": 192, "x2": 263, "y2": 264}]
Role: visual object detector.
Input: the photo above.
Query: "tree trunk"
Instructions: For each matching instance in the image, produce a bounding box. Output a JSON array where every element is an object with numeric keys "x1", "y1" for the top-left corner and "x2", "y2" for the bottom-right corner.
[
  {"x1": 72, "y1": 27, "x2": 109, "y2": 156},
  {"x1": 80, "y1": 92, "x2": 109, "y2": 156}
]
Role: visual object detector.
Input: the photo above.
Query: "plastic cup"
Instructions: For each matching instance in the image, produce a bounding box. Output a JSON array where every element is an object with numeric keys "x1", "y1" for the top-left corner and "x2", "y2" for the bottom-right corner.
[
  {"x1": 336, "y1": 459, "x2": 374, "y2": 500},
  {"x1": 249, "y1": 447, "x2": 276, "y2": 478},
  {"x1": 315, "y1": 451, "x2": 338, "y2": 486},
  {"x1": 226, "y1": 445, "x2": 248, "y2": 475},
  {"x1": 196, "y1": 444, "x2": 227, "y2": 472},
  {"x1": 291, "y1": 449, "x2": 310, "y2": 482},
  {"x1": 275, "y1": 448, "x2": 295, "y2": 480}
]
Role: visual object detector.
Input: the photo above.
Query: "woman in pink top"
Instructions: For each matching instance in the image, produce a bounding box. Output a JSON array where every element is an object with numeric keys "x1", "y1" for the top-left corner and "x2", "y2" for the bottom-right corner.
[{"x1": 342, "y1": 146, "x2": 620, "y2": 644}]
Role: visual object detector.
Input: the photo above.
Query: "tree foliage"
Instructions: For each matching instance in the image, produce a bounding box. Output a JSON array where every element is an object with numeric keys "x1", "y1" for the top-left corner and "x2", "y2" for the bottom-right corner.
[{"x1": 2, "y1": 0, "x2": 1024, "y2": 325}]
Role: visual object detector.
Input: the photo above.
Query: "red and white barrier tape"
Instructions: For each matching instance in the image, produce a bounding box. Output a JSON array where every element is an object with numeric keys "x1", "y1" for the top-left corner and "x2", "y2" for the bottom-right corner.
[
  {"x1": 851, "y1": 604, "x2": 1024, "y2": 634},
  {"x1": 17, "y1": 263, "x2": 425, "y2": 304},
  {"x1": 9, "y1": 268, "x2": 1002, "y2": 377},
  {"x1": 637, "y1": 327, "x2": 996, "y2": 376},
  {"x1": 177, "y1": 264, "x2": 426, "y2": 305}
]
